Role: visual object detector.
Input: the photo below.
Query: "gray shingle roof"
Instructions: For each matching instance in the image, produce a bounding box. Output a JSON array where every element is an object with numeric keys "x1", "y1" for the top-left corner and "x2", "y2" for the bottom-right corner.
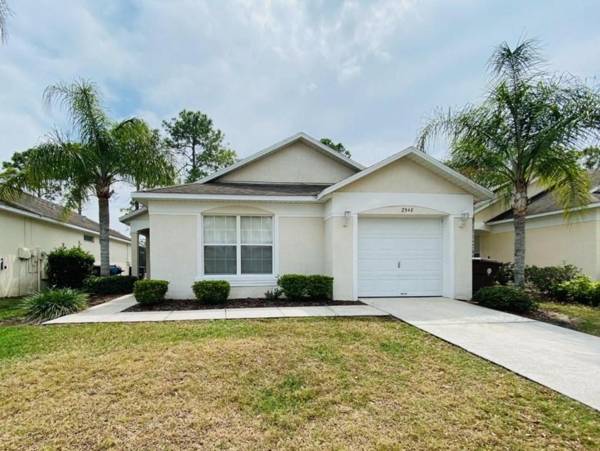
[
  {"x1": 1, "y1": 192, "x2": 130, "y2": 241},
  {"x1": 487, "y1": 171, "x2": 600, "y2": 222},
  {"x1": 140, "y1": 182, "x2": 331, "y2": 196}
]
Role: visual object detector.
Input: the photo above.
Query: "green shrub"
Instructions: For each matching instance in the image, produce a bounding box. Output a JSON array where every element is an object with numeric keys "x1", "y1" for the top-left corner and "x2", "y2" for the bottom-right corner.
[
  {"x1": 264, "y1": 288, "x2": 282, "y2": 300},
  {"x1": 277, "y1": 274, "x2": 335, "y2": 300},
  {"x1": 278, "y1": 274, "x2": 308, "y2": 300},
  {"x1": 473, "y1": 286, "x2": 536, "y2": 313},
  {"x1": 46, "y1": 246, "x2": 95, "y2": 289},
  {"x1": 550, "y1": 276, "x2": 600, "y2": 306},
  {"x1": 24, "y1": 288, "x2": 88, "y2": 322},
  {"x1": 306, "y1": 275, "x2": 334, "y2": 299},
  {"x1": 83, "y1": 275, "x2": 138, "y2": 294},
  {"x1": 525, "y1": 264, "x2": 580, "y2": 294},
  {"x1": 192, "y1": 280, "x2": 230, "y2": 304},
  {"x1": 134, "y1": 279, "x2": 169, "y2": 305}
]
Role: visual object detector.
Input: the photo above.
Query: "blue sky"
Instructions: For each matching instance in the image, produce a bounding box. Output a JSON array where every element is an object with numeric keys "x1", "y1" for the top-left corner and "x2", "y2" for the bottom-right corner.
[{"x1": 1, "y1": 0, "x2": 599, "y2": 233}]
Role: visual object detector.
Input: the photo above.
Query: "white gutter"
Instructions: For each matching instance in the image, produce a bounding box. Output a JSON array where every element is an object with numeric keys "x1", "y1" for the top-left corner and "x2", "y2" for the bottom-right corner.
[
  {"x1": 486, "y1": 202, "x2": 600, "y2": 225},
  {"x1": 119, "y1": 208, "x2": 148, "y2": 223},
  {"x1": 132, "y1": 192, "x2": 320, "y2": 202},
  {"x1": 0, "y1": 204, "x2": 131, "y2": 244}
]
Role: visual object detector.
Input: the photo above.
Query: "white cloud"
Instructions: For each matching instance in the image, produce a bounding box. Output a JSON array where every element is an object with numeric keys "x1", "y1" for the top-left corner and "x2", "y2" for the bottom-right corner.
[{"x1": 1, "y1": 0, "x2": 599, "y2": 235}]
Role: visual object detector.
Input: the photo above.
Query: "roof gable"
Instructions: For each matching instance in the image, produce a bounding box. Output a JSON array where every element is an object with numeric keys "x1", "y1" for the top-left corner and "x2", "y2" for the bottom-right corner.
[
  {"x1": 198, "y1": 132, "x2": 364, "y2": 185},
  {"x1": 318, "y1": 147, "x2": 494, "y2": 201}
]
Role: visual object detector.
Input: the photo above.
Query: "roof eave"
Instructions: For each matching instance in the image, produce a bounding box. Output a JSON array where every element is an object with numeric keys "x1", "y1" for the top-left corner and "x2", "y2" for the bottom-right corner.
[
  {"x1": 486, "y1": 202, "x2": 600, "y2": 225},
  {"x1": 0, "y1": 203, "x2": 131, "y2": 243},
  {"x1": 132, "y1": 192, "x2": 320, "y2": 202}
]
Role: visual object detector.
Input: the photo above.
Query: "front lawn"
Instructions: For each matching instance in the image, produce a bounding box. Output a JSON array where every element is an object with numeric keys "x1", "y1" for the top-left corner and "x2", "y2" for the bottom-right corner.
[
  {"x1": 537, "y1": 302, "x2": 600, "y2": 337},
  {"x1": 0, "y1": 297, "x2": 26, "y2": 324},
  {"x1": 0, "y1": 319, "x2": 598, "y2": 449}
]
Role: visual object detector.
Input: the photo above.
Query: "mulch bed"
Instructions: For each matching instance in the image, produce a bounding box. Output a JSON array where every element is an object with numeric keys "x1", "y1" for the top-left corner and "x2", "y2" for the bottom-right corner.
[
  {"x1": 88, "y1": 294, "x2": 122, "y2": 307},
  {"x1": 125, "y1": 298, "x2": 364, "y2": 312}
]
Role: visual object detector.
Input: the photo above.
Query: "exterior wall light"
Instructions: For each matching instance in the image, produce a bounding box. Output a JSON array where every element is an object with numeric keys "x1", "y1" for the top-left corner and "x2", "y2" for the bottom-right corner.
[
  {"x1": 343, "y1": 210, "x2": 351, "y2": 227},
  {"x1": 459, "y1": 211, "x2": 470, "y2": 228}
]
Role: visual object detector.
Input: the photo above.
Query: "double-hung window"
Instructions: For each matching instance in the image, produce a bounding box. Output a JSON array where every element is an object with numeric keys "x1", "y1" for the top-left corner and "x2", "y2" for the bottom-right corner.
[{"x1": 203, "y1": 215, "x2": 273, "y2": 276}]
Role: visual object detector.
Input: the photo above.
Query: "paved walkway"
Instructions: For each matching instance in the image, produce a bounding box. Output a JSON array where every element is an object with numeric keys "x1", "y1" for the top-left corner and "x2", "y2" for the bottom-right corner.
[
  {"x1": 44, "y1": 294, "x2": 388, "y2": 324},
  {"x1": 364, "y1": 297, "x2": 600, "y2": 411}
]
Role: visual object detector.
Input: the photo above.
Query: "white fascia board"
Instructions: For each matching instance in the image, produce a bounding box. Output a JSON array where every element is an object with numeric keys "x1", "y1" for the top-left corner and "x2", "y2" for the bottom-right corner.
[
  {"x1": 132, "y1": 192, "x2": 319, "y2": 203},
  {"x1": 195, "y1": 132, "x2": 365, "y2": 184},
  {"x1": 317, "y1": 146, "x2": 495, "y2": 201},
  {"x1": 486, "y1": 202, "x2": 600, "y2": 225},
  {"x1": 0, "y1": 204, "x2": 131, "y2": 244},
  {"x1": 119, "y1": 208, "x2": 148, "y2": 224}
]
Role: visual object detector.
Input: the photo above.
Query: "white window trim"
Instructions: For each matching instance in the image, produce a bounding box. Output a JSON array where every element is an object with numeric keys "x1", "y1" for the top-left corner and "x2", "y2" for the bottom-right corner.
[{"x1": 197, "y1": 213, "x2": 278, "y2": 286}]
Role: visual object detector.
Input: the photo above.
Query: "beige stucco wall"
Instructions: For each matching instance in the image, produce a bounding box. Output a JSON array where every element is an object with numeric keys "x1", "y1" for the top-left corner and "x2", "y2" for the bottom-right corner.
[
  {"x1": 0, "y1": 210, "x2": 131, "y2": 297},
  {"x1": 479, "y1": 210, "x2": 600, "y2": 279},
  {"x1": 340, "y1": 157, "x2": 470, "y2": 195},
  {"x1": 149, "y1": 213, "x2": 198, "y2": 299},
  {"x1": 278, "y1": 217, "x2": 324, "y2": 275},
  {"x1": 145, "y1": 200, "x2": 327, "y2": 299},
  {"x1": 454, "y1": 217, "x2": 473, "y2": 299},
  {"x1": 325, "y1": 215, "x2": 354, "y2": 300},
  {"x1": 218, "y1": 141, "x2": 357, "y2": 184}
]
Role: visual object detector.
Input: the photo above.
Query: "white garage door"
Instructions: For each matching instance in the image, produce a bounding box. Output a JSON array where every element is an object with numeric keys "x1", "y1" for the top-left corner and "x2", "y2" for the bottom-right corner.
[{"x1": 358, "y1": 217, "x2": 443, "y2": 297}]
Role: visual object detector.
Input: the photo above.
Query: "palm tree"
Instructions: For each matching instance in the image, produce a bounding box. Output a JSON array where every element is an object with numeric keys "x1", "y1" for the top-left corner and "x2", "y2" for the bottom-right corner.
[
  {"x1": 5, "y1": 80, "x2": 175, "y2": 276},
  {"x1": 417, "y1": 40, "x2": 600, "y2": 287},
  {"x1": 0, "y1": 0, "x2": 10, "y2": 42}
]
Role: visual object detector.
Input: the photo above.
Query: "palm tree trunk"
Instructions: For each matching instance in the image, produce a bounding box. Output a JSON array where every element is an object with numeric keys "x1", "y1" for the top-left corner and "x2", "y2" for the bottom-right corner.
[
  {"x1": 512, "y1": 186, "x2": 528, "y2": 287},
  {"x1": 98, "y1": 194, "x2": 110, "y2": 276}
]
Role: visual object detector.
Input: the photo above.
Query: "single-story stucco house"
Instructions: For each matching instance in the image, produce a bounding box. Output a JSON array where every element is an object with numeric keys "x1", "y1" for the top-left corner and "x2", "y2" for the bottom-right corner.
[
  {"x1": 0, "y1": 193, "x2": 132, "y2": 297},
  {"x1": 121, "y1": 133, "x2": 493, "y2": 300},
  {"x1": 474, "y1": 171, "x2": 600, "y2": 280}
]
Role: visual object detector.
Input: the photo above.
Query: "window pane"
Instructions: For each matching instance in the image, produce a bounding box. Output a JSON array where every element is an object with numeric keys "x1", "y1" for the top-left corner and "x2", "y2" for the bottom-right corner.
[
  {"x1": 204, "y1": 246, "x2": 236, "y2": 274},
  {"x1": 204, "y1": 216, "x2": 236, "y2": 244},
  {"x1": 241, "y1": 216, "x2": 272, "y2": 244},
  {"x1": 241, "y1": 246, "x2": 272, "y2": 274}
]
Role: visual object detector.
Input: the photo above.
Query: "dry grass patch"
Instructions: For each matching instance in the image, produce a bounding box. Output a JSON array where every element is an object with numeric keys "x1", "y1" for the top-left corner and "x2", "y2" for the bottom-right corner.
[{"x1": 0, "y1": 318, "x2": 599, "y2": 450}]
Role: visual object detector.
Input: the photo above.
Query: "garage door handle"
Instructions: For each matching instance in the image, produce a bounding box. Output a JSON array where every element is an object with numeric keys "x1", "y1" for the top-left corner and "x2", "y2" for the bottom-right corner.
[{"x1": 397, "y1": 261, "x2": 401, "y2": 268}]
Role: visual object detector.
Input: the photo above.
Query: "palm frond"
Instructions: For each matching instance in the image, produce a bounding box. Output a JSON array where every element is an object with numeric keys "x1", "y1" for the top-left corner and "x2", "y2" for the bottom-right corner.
[
  {"x1": 0, "y1": 0, "x2": 11, "y2": 43},
  {"x1": 43, "y1": 80, "x2": 111, "y2": 151},
  {"x1": 488, "y1": 38, "x2": 543, "y2": 86}
]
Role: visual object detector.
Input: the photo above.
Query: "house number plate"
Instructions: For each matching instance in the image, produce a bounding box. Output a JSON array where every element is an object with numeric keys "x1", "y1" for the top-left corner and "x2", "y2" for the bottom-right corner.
[{"x1": 401, "y1": 207, "x2": 414, "y2": 213}]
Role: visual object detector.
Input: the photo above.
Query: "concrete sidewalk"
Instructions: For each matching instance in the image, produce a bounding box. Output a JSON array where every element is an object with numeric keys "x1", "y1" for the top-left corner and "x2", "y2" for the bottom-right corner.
[
  {"x1": 44, "y1": 294, "x2": 388, "y2": 324},
  {"x1": 365, "y1": 297, "x2": 600, "y2": 412}
]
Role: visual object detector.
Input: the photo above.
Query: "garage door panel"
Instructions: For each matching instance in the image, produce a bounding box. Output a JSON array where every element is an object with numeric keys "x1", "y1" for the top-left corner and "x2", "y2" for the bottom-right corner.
[{"x1": 358, "y1": 217, "x2": 443, "y2": 297}]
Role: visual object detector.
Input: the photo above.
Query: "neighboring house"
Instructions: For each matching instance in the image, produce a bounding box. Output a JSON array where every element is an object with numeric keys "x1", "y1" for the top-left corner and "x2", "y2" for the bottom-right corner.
[
  {"x1": 474, "y1": 171, "x2": 600, "y2": 280},
  {"x1": 121, "y1": 132, "x2": 493, "y2": 300},
  {"x1": 0, "y1": 193, "x2": 131, "y2": 297}
]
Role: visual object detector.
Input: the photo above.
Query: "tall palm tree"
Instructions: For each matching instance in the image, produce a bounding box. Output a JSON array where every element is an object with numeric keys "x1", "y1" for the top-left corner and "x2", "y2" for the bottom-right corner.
[
  {"x1": 0, "y1": 0, "x2": 9, "y2": 42},
  {"x1": 5, "y1": 80, "x2": 175, "y2": 276},
  {"x1": 417, "y1": 40, "x2": 600, "y2": 287}
]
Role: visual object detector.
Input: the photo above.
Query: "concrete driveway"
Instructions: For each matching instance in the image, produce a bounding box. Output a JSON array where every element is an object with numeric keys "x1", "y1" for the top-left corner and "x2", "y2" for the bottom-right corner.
[{"x1": 364, "y1": 297, "x2": 600, "y2": 411}]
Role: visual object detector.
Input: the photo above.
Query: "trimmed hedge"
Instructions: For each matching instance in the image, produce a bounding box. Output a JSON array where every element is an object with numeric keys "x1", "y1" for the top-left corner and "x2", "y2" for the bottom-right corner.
[
  {"x1": 277, "y1": 274, "x2": 334, "y2": 300},
  {"x1": 278, "y1": 274, "x2": 308, "y2": 300},
  {"x1": 83, "y1": 275, "x2": 138, "y2": 295},
  {"x1": 192, "y1": 280, "x2": 230, "y2": 304},
  {"x1": 24, "y1": 288, "x2": 88, "y2": 322},
  {"x1": 494, "y1": 263, "x2": 581, "y2": 293},
  {"x1": 526, "y1": 264, "x2": 580, "y2": 294},
  {"x1": 473, "y1": 286, "x2": 536, "y2": 313},
  {"x1": 134, "y1": 279, "x2": 169, "y2": 305},
  {"x1": 306, "y1": 275, "x2": 334, "y2": 300},
  {"x1": 46, "y1": 246, "x2": 95, "y2": 289},
  {"x1": 549, "y1": 276, "x2": 600, "y2": 307}
]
